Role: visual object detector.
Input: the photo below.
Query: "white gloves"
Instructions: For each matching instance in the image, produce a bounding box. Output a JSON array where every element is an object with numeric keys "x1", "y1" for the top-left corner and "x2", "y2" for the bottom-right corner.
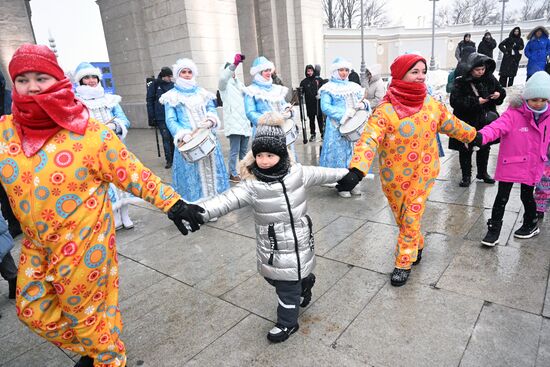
[
  {"x1": 355, "y1": 100, "x2": 371, "y2": 112},
  {"x1": 281, "y1": 110, "x2": 292, "y2": 119},
  {"x1": 198, "y1": 119, "x2": 214, "y2": 129},
  {"x1": 174, "y1": 131, "x2": 193, "y2": 146}
]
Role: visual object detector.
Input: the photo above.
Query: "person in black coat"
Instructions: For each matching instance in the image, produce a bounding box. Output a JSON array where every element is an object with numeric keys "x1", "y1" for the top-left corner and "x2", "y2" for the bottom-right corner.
[
  {"x1": 478, "y1": 32, "x2": 497, "y2": 59},
  {"x1": 450, "y1": 53, "x2": 506, "y2": 187},
  {"x1": 455, "y1": 33, "x2": 476, "y2": 61},
  {"x1": 300, "y1": 65, "x2": 324, "y2": 141},
  {"x1": 146, "y1": 67, "x2": 175, "y2": 168},
  {"x1": 348, "y1": 69, "x2": 361, "y2": 85},
  {"x1": 314, "y1": 64, "x2": 327, "y2": 138},
  {"x1": 498, "y1": 27, "x2": 524, "y2": 87}
]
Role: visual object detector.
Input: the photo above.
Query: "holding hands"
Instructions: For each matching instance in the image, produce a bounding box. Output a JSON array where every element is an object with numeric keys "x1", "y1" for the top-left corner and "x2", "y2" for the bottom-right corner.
[
  {"x1": 167, "y1": 200, "x2": 205, "y2": 235},
  {"x1": 336, "y1": 168, "x2": 364, "y2": 192}
]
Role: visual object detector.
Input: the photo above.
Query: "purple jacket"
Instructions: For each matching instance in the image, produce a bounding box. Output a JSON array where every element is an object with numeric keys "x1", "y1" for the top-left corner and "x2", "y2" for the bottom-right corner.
[{"x1": 479, "y1": 100, "x2": 550, "y2": 186}]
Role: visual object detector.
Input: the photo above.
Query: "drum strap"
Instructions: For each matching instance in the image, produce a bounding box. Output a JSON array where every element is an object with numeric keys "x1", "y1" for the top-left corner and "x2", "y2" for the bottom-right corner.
[{"x1": 267, "y1": 223, "x2": 278, "y2": 265}]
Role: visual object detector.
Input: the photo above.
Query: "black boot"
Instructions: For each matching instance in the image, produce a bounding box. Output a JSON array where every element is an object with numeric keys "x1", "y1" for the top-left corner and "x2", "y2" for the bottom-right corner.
[
  {"x1": 412, "y1": 249, "x2": 423, "y2": 265},
  {"x1": 74, "y1": 356, "x2": 94, "y2": 367},
  {"x1": 390, "y1": 268, "x2": 411, "y2": 287},
  {"x1": 459, "y1": 176, "x2": 471, "y2": 187},
  {"x1": 481, "y1": 219, "x2": 503, "y2": 246},
  {"x1": 537, "y1": 211, "x2": 545, "y2": 221},
  {"x1": 8, "y1": 277, "x2": 16, "y2": 300},
  {"x1": 300, "y1": 273, "x2": 316, "y2": 307},
  {"x1": 267, "y1": 323, "x2": 299, "y2": 343},
  {"x1": 514, "y1": 218, "x2": 540, "y2": 239},
  {"x1": 476, "y1": 172, "x2": 495, "y2": 184}
]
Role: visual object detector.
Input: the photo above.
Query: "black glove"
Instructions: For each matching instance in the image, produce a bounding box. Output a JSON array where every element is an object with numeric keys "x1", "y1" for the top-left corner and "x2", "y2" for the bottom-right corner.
[
  {"x1": 336, "y1": 168, "x2": 364, "y2": 192},
  {"x1": 471, "y1": 132, "x2": 483, "y2": 148},
  {"x1": 167, "y1": 200, "x2": 205, "y2": 235}
]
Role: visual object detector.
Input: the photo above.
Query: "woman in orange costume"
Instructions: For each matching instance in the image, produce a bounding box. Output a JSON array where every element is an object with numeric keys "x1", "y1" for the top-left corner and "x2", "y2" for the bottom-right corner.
[
  {"x1": 0, "y1": 44, "x2": 204, "y2": 367},
  {"x1": 337, "y1": 54, "x2": 480, "y2": 286}
]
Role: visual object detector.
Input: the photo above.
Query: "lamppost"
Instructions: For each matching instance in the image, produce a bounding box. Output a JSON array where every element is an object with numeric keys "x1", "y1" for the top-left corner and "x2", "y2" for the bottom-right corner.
[
  {"x1": 497, "y1": 0, "x2": 509, "y2": 68},
  {"x1": 429, "y1": 0, "x2": 439, "y2": 70},
  {"x1": 360, "y1": 0, "x2": 366, "y2": 86}
]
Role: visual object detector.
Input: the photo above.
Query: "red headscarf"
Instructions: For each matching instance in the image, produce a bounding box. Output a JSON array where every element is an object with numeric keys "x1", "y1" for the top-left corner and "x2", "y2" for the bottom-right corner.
[
  {"x1": 9, "y1": 44, "x2": 88, "y2": 157},
  {"x1": 382, "y1": 54, "x2": 427, "y2": 119}
]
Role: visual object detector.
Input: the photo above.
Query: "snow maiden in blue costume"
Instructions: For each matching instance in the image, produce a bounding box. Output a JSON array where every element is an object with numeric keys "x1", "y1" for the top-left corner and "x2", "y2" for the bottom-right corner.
[
  {"x1": 319, "y1": 57, "x2": 367, "y2": 197},
  {"x1": 74, "y1": 61, "x2": 140, "y2": 230},
  {"x1": 160, "y1": 58, "x2": 229, "y2": 203},
  {"x1": 243, "y1": 56, "x2": 293, "y2": 134}
]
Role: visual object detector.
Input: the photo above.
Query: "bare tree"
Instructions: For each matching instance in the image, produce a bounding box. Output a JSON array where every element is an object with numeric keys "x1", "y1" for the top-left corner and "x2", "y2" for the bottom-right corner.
[
  {"x1": 434, "y1": 6, "x2": 451, "y2": 28},
  {"x1": 323, "y1": 0, "x2": 339, "y2": 28},
  {"x1": 450, "y1": 0, "x2": 475, "y2": 25},
  {"x1": 471, "y1": 0, "x2": 498, "y2": 25},
  {"x1": 360, "y1": 0, "x2": 389, "y2": 27},
  {"x1": 520, "y1": 0, "x2": 546, "y2": 21},
  {"x1": 337, "y1": 0, "x2": 360, "y2": 28}
]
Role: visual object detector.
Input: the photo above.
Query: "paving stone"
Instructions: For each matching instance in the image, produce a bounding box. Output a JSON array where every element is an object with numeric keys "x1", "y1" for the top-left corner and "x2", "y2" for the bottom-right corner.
[
  {"x1": 536, "y1": 318, "x2": 550, "y2": 367},
  {"x1": 3, "y1": 342, "x2": 74, "y2": 367},
  {"x1": 0, "y1": 296, "x2": 18, "y2": 338},
  {"x1": 221, "y1": 257, "x2": 350, "y2": 322},
  {"x1": 115, "y1": 205, "x2": 174, "y2": 246},
  {"x1": 460, "y1": 303, "x2": 541, "y2": 367},
  {"x1": 299, "y1": 267, "x2": 386, "y2": 345},
  {"x1": 437, "y1": 242, "x2": 550, "y2": 314},
  {"x1": 314, "y1": 216, "x2": 365, "y2": 256},
  {"x1": 117, "y1": 256, "x2": 166, "y2": 302},
  {"x1": 336, "y1": 282, "x2": 484, "y2": 367},
  {"x1": 507, "y1": 211, "x2": 550, "y2": 249},
  {"x1": 421, "y1": 201, "x2": 483, "y2": 237},
  {"x1": 324, "y1": 221, "x2": 399, "y2": 273},
  {"x1": 465, "y1": 208, "x2": 519, "y2": 245},
  {"x1": 120, "y1": 278, "x2": 248, "y2": 366}
]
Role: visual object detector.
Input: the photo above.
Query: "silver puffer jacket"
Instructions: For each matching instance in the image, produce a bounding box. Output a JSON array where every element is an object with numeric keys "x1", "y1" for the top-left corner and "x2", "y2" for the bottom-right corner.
[{"x1": 199, "y1": 160, "x2": 348, "y2": 281}]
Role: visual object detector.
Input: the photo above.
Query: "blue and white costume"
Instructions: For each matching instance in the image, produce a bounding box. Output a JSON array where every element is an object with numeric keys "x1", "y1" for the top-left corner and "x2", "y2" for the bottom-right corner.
[
  {"x1": 319, "y1": 57, "x2": 364, "y2": 168},
  {"x1": 74, "y1": 62, "x2": 141, "y2": 222},
  {"x1": 160, "y1": 58, "x2": 229, "y2": 203}
]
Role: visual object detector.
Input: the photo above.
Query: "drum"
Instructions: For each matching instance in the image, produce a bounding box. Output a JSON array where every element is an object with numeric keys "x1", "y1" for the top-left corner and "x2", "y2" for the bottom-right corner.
[
  {"x1": 178, "y1": 129, "x2": 217, "y2": 162},
  {"x1": 339, "y1": 109, "x2": 370, "y2": 142},
  {"x1": 283, "y1": 118, "x2": 298, "y2": 146}
]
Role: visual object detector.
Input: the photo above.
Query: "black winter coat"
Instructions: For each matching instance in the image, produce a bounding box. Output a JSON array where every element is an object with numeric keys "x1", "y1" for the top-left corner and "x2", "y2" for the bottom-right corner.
[
  {"x1": 477, "y1": 34, "x2": 497, "y2": 59},
  {"x1": 348, "y1": 70, "x2": 361, "y2": 85},
  {"x1": 449, "y1": 53, "x2": 506, "y2": 151},
  {"x1": 146, "y1": 78, "x2": 174, "y2": 123},
  {"x1": 498, "y1": 27, "x2": 524, "y2": 77},
  {"x1": 300, "y1": 65, "x2": 320, "y2": 114}
]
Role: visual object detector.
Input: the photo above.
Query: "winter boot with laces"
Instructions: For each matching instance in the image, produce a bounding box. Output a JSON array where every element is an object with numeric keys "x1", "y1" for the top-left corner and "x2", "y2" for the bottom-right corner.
[
  {"x1": 481, "y1": 219, "x2": 503, "y2": 247},
  {"x1": 300, "y1": 273, "x2": 316, "y2": 307},
  {"x1": 390, "y1": 268, "x2": 411, "y2": 287},
  {"x1": 514, "y1": 217, "x2": 540, "y2": 239},
  {"x1": 267, "y1": 323, "x2": 299, "y2": 343}
]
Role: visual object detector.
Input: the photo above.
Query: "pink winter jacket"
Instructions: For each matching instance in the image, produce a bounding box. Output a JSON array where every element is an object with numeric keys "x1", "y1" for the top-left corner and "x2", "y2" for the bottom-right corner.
[{"x1": 479, "y1": 100, "x2": 550, "y2": 186}]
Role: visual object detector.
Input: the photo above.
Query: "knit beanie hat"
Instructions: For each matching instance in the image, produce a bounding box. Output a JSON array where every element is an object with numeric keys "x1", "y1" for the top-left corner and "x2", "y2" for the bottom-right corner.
[
  {"x1": 390, "y1": 54, "x2": 426, "y2": 80},
  {"x1": 251, "y1": 112, "x2": 288, "y2": 159},
  {"x1": 159, "y1": 67, "x2": 173, "y2": 78},
  {"x1": 9, "y1": 44, "x2": 65, "y2": 82},
  {"x1": 523, "y1": 71, "x2": 550, "y2": 100}
]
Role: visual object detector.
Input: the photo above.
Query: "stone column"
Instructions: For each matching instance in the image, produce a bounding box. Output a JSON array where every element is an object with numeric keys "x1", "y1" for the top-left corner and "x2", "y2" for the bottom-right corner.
[{"x1": 0, "y1": 0, "x2": 36, "y2": 86}]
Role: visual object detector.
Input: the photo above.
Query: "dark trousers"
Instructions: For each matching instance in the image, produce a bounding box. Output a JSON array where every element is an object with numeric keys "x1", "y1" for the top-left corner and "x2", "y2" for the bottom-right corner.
[
  {"x1": 0, "y1": 184, "x2": 19, "y2": 233},
  {"x1": 499, "y1": 76, "x2": 515, "y2": 87},
  {"x1": 157, "y1": 119, "x2": 174, "y2": 164},
  {"x1": 458, "y1": 145, "x2": 491, "y2": 178},
  {"x1": 491, "y1": 181, "x2": 536, "y2": 223},
  {"x1": 265, "y1": 277, "x2": 303, "y2": 328},
  {"x1": 307, "y1": 113, "x2": 324, "y2": 136},
  {"x1": 0, "y1": 252, "x2": 17, "y2": 281}
]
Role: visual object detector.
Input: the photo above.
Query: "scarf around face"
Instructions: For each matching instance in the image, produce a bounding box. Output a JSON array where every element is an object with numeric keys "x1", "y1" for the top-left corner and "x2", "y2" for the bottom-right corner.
[
  {"x1": 250, "y1": 157, "x2": 290, "y2": 183},
  {"x1": 12, "y1": 78, "x2": 88, "y2": 157},
  {"x1": 75, "y1": 84, "x2": 105, "y2": 100},
  {"x1": 382, "y1": 79, "x2": 427, "y2": 119}
]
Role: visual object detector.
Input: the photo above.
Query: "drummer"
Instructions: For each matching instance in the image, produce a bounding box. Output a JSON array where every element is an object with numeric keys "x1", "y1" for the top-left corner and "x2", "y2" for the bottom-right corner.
[
  {"x1": 160, "y1": 58, "x2": 229, "y2": 205},
  {"x1": 319, "y1": 57, "x2": 368, "y2": 198}
]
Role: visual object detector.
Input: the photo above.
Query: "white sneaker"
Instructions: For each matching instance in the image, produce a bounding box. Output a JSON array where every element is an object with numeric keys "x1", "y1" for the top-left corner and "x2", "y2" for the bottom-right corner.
[
  {"x1": 209, "y1": 217, "x2": 218, "y2": 222},
  {"x1": 338, "y1": 191, "x2": 351, "y2": 198},
  {"x1": 351, "y1": 187, "x2": 361, "y2": 195},
  {"x1": 322, "y1": 183, "x2": 337, "y2": 188}
]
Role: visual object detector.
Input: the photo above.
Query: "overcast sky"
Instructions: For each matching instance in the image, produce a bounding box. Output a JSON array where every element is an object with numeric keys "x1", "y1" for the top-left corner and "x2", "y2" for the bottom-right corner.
[{"x1": 30, "y1": 0, "x2": 524, "y2": 72}]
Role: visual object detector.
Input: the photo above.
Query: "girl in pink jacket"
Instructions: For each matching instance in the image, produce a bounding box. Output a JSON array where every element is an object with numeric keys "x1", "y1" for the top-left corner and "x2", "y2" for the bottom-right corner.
[{"x1": 478, "y1": 71, "x2": 550, "y2": 246}]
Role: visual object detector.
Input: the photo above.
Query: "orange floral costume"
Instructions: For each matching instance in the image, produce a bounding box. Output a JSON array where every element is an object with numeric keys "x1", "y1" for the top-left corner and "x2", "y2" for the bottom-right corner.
[
  {"x1": 350, "y1": 96, "x2": 476, "y2": 269},
  {"x1": 0, "y1": 115, "x2": 180, "y2": 366}
]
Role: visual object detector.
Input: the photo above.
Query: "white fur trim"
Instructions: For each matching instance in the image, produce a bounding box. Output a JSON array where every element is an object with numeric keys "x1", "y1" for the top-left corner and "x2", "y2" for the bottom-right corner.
[
  {"x1": 318, "y1": 80, "x2": 363, "y2": 98},
  {"x1": 158, "y1": 88, "x2": 215, "y2": 107},
  {"x1": 73, "y1": 66, "x2": 103, "y2": 84},
  {"x1": 205, "y1": 111, "x2": 220, "y2": 128},
  {"x1": 79, "y1": 94, "x2": 122, "y2": 110},
  {"x1": 330, "y1": 60, "x2": 353, "y2": 73},
  {"x1": 112, "y1": 118, "x2": 128, "y2": 140},
  {"x1": 250, "y1": 60, "x2": 275, "y2": 76},
  {"x1": 242, "y1": 83, "x2": 288, "y2": 102},
  {"x1": 173, "y1": 58, "x2": 198, "y2": 78}
]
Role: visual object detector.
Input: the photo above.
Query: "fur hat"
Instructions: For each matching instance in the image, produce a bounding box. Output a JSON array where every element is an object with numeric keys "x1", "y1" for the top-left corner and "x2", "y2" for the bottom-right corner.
[
  {"x1": 9, "y1": 44, "x2": 65, "y2": 82},
  {"x1": 329, "y1": 57, "x2": 353, "y2": 74},
  {"x1": 251, "y1": 112, "x2": 288, "y2": 158},
  {"x1": 523, "y1": 71, "x2": 550, "y2": 100},
  {"x1": 73, "y1": 62, "x2": 102, "y2": 84},
  {"x1": 173, "y1": 58, "x2": 198, "y2": 78},
  {"x1": 158, "y1": 66, "x2": 172, "y2": 78},
  {"x1": 250, "y1": 56, "x2": 275, "y2": 76}
]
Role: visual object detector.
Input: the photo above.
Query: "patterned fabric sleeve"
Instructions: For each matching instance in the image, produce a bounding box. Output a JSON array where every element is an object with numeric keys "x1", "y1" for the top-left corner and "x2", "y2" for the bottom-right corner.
[
  {"x1": 437, "y1": 103, "x2": 477, "y2": 143},
  {"x1": 92, "y1": 122, "x2": 180, "y2": 212},
  {"x1": 349, "y1": 107, "x2": 387, "y2": 174}
]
